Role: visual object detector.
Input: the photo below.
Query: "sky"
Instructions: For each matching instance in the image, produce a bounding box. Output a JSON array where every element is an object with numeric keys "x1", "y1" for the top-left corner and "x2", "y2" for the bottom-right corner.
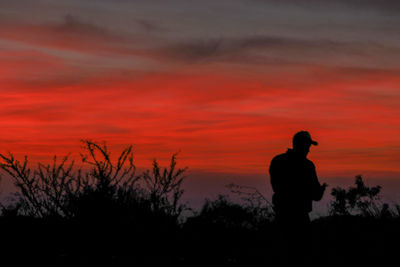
[{"x1": 1, "y1": 0, "x2": 400, "y2": 200}]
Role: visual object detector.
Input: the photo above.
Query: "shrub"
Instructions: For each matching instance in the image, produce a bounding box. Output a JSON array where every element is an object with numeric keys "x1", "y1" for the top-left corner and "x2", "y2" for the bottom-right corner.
[
  {"x1": 329, "y1": 175, "x2": 396, "y2": 217},
  {"x1": 0, "y1": 140, "x2": 187, "y2": 222},
  {"x1": 226, "y1": 183, "x2": 274, "y2": 225},
  {"x1": 186, "y1": 184, "x2": 274, "y2": 231}
]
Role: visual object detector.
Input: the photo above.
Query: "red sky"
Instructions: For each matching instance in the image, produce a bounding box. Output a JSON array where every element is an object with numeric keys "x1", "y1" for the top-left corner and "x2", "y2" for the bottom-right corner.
[{"x1": 1, "y1": 0, "x2": 400, "y2": 184}]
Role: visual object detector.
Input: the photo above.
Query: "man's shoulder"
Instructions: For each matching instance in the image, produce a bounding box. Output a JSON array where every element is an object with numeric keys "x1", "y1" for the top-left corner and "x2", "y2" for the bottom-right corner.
[
  {"x1": 271, "y1": 152, "x2": 288, "y2": 162},
  {"x1": 270, "y1": 152, "x2": 289, "y2": 167}
]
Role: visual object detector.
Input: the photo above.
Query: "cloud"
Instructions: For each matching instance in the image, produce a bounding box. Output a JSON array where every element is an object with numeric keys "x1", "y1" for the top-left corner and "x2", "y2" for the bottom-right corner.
[
  {"x1": 52, "y1": 14, "x2": 113, "y2": 37},
  {"x1": 0, "y1": 14, "x2": 144, "y2": 57},
  {"x1": 1, "y1": 11, "x2": 398, "y2": 71},
  {"x1": 252, "y1": 0, "x2": 400, "y2": 14},
  {"x1": 0, "y1": 1, "x2": 399, "y2": 177},
  {"x1": 155, "y1": 35, "x2": 392, "y2": 66},
  {"x1": 135, "y1": 19, "x2": 169, "y2": 33}
]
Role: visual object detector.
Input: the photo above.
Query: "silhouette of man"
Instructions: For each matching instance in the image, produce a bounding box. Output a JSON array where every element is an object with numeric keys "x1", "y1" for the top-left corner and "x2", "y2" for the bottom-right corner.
[{"x1": 269, "y1": 131, "x2": 327, "y2": 264}]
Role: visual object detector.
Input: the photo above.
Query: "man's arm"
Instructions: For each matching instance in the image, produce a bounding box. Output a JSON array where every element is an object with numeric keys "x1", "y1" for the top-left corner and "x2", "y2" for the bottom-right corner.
[{"x1": 310, "y1": 161, "x2": 327, "y2": 201}]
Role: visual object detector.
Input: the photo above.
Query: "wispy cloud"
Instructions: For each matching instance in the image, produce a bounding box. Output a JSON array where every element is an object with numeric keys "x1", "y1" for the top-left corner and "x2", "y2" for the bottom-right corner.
[
  {"x1": 0, "y1": 0, "x2": 399, "y2": 177},
  {"x1": 252, "y1": 0, "x2": 400, "y2": 14},
  {"x1": 135, "y1": 19, "x2": 169, "y2": 33},
  {"x1": 155, "y1": 35, "x2": 399, "y2": 69},
  {"x1": 0, "y1": 14, "x2": 146, "y2": 57}
]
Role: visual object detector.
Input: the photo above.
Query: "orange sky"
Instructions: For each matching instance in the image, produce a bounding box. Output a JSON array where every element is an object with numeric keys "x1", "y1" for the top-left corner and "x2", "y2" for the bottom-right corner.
[{"x1": 1, "y1": 0, "x2": 400, "y2": 181}]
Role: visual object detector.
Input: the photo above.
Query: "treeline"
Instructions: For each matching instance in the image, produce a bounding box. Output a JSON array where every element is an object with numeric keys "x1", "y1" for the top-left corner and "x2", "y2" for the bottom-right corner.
[{"x1": 0, "y1": 141, "x2": 399, "y2": 266}]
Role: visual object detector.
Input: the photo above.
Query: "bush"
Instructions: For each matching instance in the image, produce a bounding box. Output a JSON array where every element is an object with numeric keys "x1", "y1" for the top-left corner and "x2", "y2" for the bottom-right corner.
[
  {"x1": 186, "y1": 184, "x2": 274, "y2": 231},
  {"x1": 329, "y1": 175, "x2": 398, "y2": 217},
  {"x1": 0, "y1": 140, "x2": 187, "y2": 223}
]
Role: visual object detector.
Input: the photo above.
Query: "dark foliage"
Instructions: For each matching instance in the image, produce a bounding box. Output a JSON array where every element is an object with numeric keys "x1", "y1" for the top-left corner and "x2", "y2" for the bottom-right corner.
[
  {"x1": 182, "y1": 194, "x2": 277, "y2": 266},
  {"x1": 227, "y1": 183, "x2": 275, "y2": 224},
  {"x1": 0, "y1": 141, "x2": 188, "y2": 265},
  {"x1": 0, "y1": 140, "x2": 187, "y2": 221},
  {"x1": 0, "y1": 144, "x2": 399, "y2": 266},
  {"x1": 329, "y1": 175, "x2": 398, "y2": 217},
  {"x1": 141, "y1": 154, "x2": 188, "y2": 220}
]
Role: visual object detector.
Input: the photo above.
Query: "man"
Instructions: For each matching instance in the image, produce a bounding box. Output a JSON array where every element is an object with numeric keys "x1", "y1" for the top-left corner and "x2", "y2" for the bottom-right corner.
[{"x1": 269, "y1": 131, "x2": 327, "y2": 264}]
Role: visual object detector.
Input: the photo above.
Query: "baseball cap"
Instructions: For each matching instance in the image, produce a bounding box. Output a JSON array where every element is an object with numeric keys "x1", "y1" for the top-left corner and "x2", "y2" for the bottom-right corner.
[{"x1": 293, "y1": 131, "x2": 318, "y2": 146}]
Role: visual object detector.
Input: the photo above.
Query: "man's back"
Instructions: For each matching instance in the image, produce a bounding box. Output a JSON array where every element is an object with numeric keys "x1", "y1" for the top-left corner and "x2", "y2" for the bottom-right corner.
[{"x1": 269, "y1": 148, "x2": 323, "y2": 214}]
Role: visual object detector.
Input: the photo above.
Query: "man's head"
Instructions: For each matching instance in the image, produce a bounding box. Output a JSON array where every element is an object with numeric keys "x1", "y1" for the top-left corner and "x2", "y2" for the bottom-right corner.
[{"x1": 292, "y1": 131, "x2": 318, "y2": 157}]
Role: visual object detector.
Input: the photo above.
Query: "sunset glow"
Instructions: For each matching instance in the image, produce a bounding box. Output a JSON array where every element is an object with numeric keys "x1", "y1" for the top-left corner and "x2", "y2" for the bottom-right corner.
[{"x1": 1, "y1": 0, "x2": 400, "y2": 180}]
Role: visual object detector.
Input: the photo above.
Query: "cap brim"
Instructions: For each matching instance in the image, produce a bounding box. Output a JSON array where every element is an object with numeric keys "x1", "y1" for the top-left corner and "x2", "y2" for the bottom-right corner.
[{"x1": 311, "y1": 140, "x2": 318, "y2": 146}]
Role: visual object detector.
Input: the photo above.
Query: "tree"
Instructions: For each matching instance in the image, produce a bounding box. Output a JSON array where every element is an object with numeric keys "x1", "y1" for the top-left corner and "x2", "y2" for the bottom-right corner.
[{"x1": 329, "y1": 175, "x2": 386, "y2": 217}]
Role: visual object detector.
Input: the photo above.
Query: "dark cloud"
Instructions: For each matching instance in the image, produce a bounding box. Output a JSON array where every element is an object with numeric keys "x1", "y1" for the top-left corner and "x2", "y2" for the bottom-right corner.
[
  {"x1": 157, "y1": 36, "x2": 376, "y2": 64},
  {"x1": 0, "y1": 14, "x2": 149, "y2": 58},
  {"x1": 343, "y1": 0, "x2": 400, "y2": 9},
  {"x1": 49, "y1": 14, "x2": 121, "y2": 41},
  {"x1": 332, "y1": 0, "x2": 400, "y2": 11},
  {"x1": 161, "y1": 39, "x2": 222, "y2": 62},
  {"x1": 135, "y1": 19, "x2": 168, "y2": 33},
  {"x1": 252, "y1": 0, "x2": 400, "y2": 14},
  {"x1": 57, "y1": 14, "x2": 107, "y2": 34}
]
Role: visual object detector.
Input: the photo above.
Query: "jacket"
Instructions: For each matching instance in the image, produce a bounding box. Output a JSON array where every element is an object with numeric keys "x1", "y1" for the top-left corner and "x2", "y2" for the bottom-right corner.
[{"x1": 269, "y1": 148, "x2": 324, "y2": 213}]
